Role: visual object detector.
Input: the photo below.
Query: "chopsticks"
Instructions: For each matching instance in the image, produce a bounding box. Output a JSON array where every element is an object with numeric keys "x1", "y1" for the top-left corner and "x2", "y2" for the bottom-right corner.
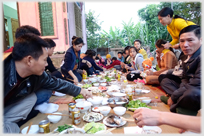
[
  {"x1": 45, "y1": 113, "x2": 69, "y2": 116},
  {"x1": 26, "y1": 122, "x2": 32, "y2": 134},
  {"x1": 122, "y1": 118, "x2": 135, "y2": 122}
]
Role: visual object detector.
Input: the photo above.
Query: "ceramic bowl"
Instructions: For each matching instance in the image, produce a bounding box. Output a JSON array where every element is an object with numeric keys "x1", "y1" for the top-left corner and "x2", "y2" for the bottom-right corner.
[
  {"x1": 113, "y1": 106, "x2": 126, "y2": 116},
  {"x1": 135, "y1": 89, "x2": 142, "y2": 94},
  {"x1": 98, "y1": 106, "x2": 111, "y2": 116},
  {"x1": 87, "y1": 96, "x2": 103, "y2": 106},
  {"x1": 93, "y1": 82, "x2": 100, "y2": 87},
  {"x1": 83, "y1": 79, "x2": 88, "y2": 83},
  {"x1": 100, "y1": 83, "x2": 107, "y2": 86},
  {"x1": 47, "y1": 112, "x2": 62, "y2": 123},
  {"x1": 75, "y1": 98, "x2": 85, "y2": 103},
  {"x1": 89, "y1": 78, "x2": 97, "y2": 83},
  {"x1": 76, "y1": 101, "x2": 92, "y2": 113},
  {"x1": 139, "y1": 97, "x2": 152, "y2": 104}
]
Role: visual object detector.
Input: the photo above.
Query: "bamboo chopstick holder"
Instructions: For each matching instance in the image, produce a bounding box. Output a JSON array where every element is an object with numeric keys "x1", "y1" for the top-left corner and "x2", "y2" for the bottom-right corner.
[{"x1": 26, "y1": 122, "x2": 33, "y2": 134}]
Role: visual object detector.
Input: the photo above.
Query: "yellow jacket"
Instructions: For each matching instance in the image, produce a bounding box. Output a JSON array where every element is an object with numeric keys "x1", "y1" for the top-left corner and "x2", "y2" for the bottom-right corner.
[
  {"x1": 139, "y1": 48, "x2": 148, "y2": 59},
  {"x1": 167, "y1": 18, "x2": 196, "y2": 46}
]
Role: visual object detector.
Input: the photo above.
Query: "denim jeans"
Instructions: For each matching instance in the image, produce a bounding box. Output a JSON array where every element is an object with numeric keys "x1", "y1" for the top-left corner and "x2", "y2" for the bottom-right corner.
[
  {"x1": 87, "y1": 67, "x2": 99, "y2": 76},
  {"x1": 34, "y1": 89, "x2": 52, "y2": 106}
]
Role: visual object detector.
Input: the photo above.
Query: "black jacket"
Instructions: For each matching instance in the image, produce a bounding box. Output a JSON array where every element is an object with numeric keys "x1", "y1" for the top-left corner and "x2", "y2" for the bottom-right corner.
[{"x1": 4, "y1": 54, "x2": 81, "y2": 107}]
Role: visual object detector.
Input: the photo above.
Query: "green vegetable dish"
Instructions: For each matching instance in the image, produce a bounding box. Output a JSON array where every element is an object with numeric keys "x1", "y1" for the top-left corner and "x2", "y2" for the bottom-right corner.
[
  {"x1": 73, "y1": 94, "x2": 84, "y2": 100},
  {"x1": 84, "y1": 122, "x2": 106, "y2": 134},
  {"x1": 125, "y1": 100, "x2": 151, "y2": 111},
  {"x1": 82, "y1": 84, "x2": 92, "y2": 89},
  {"x1": 57, "y1": 124, "x2": 73, "y2": 132}
]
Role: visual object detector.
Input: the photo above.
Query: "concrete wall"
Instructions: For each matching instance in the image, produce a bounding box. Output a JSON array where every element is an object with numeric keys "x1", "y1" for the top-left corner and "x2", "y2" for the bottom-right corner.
[
  {"x1": 18, "y1": 2, "x2": 70, "y2": 52},
  {"x1": 3, "y1": 4, "x2": 18, "y2": 47}
]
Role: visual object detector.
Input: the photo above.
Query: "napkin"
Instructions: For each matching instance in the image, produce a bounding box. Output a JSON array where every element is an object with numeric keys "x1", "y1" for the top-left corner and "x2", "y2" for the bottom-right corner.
[{"x1": 124, "y1": 126, "x2": 143, "y2": 134}]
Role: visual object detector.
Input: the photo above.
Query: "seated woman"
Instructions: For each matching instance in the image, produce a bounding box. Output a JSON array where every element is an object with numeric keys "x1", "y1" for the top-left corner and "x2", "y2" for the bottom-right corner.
[
  {"x1": 97, "y1": 53, "x2": 106, "y2": 67},
  {"x1": 105, "y1": 54, "x2": 112, "y2": 66},
  {"x1": 61, "y1": 36, "x2": 86, "y2": 84},
  {"x1": 126, "y1": 46, "x2": 144, "y2": 81},
  {"x1": 80, "y1": 50, "x2": 104, "y2": 76},
  {"x1": 133, "y1": 39, "x2": 148, "y2": 59},
  {"x1": 145, "y1": 39, "x2": 178, "y2": 85}
]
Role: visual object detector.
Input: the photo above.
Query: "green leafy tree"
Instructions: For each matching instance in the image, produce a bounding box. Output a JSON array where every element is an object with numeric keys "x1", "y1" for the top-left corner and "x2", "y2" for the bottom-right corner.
[{"x1": 86, "y1": 10, "x2": 103, "y2": 49}]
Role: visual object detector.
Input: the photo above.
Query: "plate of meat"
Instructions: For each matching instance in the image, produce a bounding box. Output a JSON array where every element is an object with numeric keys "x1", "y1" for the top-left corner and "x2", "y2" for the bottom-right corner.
[{"x1": 103, "y1": 115, "x2": 127, "y2": 127}]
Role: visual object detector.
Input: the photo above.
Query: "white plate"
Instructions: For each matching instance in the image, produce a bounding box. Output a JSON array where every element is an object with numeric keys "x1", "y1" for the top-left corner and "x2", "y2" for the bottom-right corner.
[
  {"x1": 92, "y1": 106, "x2": 100, "y2": 112},
  {"x1": 82, "y1": 123, "x2": 106, "y2": 134},
  {"x1": 112, "y1": 92, "x2": 126, "y2": 97},
  {"x1": 141, "y1": 89, "x2": 150, "y2": 93},
  {"x1": 21, "y1": 125, "x2": 39, "y2": 134},
  {"x1": 142, "y1": 126, "x2": 162, "y2": 134},
  {"x1": 103, "y1": 116, "x2": 127, "y2": 128},
  {"x1": 59, "y1": 128, "x2": 85, "y2": 134},
  {"x1": 83, "y1": 112, "x2": 104, "y2": 122},
  {"x1": 137, "y1": 97, "x2": 151, "y2": 100}
]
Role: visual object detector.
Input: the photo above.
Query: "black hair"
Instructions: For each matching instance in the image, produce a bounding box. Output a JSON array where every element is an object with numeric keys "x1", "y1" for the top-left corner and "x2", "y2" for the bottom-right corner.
[
  {"x1": 158, "y1": 7, "x2": 183, "y2": 19},
  {"x1": 112, "y1": 57, "x2": 117, "y2": 61},
  {"x1": 118, "y1": 52, "x2": 122, "y2": 54},
  {"x1": 85, "y1": 49, "x2": 96, "y2": 58},
  {"x1": 15, "y1": 25, "x2": 41, "y2": 38},
  {"x1": 155, "y1": 39, "x2": 174, "y2": 53},
  {"x1": 155, "y1": 39, "x2": 167, "y2": 48},
  {"x1": 44, "y1": 38, "x2": 56, "y2": 48},
  {"x1": 133, "y1": 39, "x2": 142, "y2": 45},
  {"x1": 72, "y1": 36, "x2": 84, "y2": 46},
  {"x1": 124, "y1": 45, "x2": 131, "y2": 51},
  {"x1": 179, "y1": 25, "x2": 201, "y2": 39},
  {"x1": 12, "y1": 33, "x2": 49, "y2": 61},
  {"x1": 122, "y1": 51, "x2": 126, "y2": 54},
  {"x1": 95, "y1": 56, "x2": 99, "y2": 60},
  {"x1": 129, "y1": 46, "x2": 138, "y2": 53}
]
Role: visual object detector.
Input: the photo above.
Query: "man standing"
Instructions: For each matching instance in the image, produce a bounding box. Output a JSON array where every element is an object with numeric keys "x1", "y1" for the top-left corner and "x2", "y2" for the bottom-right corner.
[
  {"x1": 159, "y1": 25, "x2": 201, "y2": 116},
  {"x1": 4, "y1": 33, "x2": 92, "y2": 133}
]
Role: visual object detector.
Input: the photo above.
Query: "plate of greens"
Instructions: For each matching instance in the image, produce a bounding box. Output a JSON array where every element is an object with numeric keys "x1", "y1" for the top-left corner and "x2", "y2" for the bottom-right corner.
[
  {"x1": 125, "y1": 100, "x2": 151, "y2": 111},
  {"x1": 73, "y1": 94, "x2": 84, "y2": 100},
  {"x1": 51, "y1": 124, "x2": 75, "y2": 134},
  {"x1": 82, "y1": 84, "x2": 92, "y2": 89},
  {"x1": 82, "y1": 122, "x2": 106, "y2": 134}
]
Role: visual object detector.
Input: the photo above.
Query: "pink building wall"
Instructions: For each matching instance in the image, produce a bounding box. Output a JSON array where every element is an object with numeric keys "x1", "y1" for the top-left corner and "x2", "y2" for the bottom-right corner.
[{"x1": 18, "y1": 2, "x2": 70, "y2": 52}]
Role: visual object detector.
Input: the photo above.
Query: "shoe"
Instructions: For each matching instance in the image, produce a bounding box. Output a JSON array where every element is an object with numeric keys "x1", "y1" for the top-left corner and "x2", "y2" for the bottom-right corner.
[
  {"x1": 176, "y1": 107, "x2": 198, "y2": 116},
  {"x1": 160, "y1": 95, "x2": 169, "y2": 104}
]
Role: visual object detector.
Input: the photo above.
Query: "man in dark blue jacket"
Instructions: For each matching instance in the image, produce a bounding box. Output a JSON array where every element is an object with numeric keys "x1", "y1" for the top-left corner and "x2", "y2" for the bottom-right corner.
[
  {"x1": 159, "y1": 25, "x2": 201, "y2": 116},
  {"x1": 4, "y1": 33, "x2": 92, "y2": 133}
]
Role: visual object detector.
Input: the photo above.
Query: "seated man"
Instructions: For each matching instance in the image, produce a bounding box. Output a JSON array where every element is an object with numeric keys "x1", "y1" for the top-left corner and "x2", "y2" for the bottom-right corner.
[
  {"x1": 159, "y1": 25, "x2": 201, "y2": 116},
  {"x1": 4, "y1": 33, "x2": 92, "y2": 133},
  {"x1": 117, "y1": 52, "x2": 124, "y2": 62}
]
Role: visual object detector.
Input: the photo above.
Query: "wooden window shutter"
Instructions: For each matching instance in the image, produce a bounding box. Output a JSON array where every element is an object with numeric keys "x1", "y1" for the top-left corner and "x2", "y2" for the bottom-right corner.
[{"x1": 38, "y1": 2, "x2": 54, "y2": 36}]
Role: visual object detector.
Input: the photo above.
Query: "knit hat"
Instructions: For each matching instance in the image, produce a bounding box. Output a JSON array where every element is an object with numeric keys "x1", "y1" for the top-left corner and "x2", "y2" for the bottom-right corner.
[
  {"x1": 106, "y1": 54, "x2": 111, "y2": 59},
  {"x1": 142, "y1": 57, "x2": 154, "y2": 69}
]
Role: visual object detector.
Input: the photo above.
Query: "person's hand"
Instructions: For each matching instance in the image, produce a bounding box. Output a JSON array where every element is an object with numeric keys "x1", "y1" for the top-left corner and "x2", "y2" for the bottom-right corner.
[
  {"x1": 167, "y1": 97, "x2": 173, "y2": 106},
  {"x1": 80, "y1": 89, "x2": 93, "y2": 99},
  {"x1": 53, "y1": 98, "x2": 75, "y2": 104},
  {"x1": 86, "y1": 61, "x2": 92, "y2": 68},
  {"x1": 125, "y1": 64, "x2": 130, "y2": 70},
  {"x1": 73, "y1": 77, "x2": 79, "y2": 85},
  {"x1": 162, "y1": 42, "x2": 172, "y2": 49},
  {"x1": 172, "y1": 43, "x2": 180, "y2": 49},
  {"x1": 133, "y1": 108, "x2": 162, "y2": 127}
]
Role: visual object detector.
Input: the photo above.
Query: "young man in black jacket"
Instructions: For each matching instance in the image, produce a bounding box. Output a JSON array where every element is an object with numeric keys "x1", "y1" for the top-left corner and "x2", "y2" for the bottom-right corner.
[{"x1": 3, "y1": 33, "x2": 92, "y2": 133}]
